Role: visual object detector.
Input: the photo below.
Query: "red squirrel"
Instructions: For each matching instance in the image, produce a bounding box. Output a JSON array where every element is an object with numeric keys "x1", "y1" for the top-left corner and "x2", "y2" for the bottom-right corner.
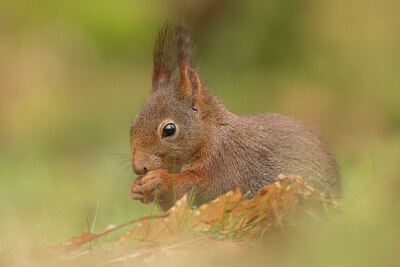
[{"x1": 130, "y1": 21, "x2": 340, "y2": 211}]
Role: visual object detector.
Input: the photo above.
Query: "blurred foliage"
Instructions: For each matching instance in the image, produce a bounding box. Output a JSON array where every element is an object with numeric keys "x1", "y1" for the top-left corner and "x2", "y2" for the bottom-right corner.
[{"x1": 0, "y1": 0, "x2": 399, "y2": 264}]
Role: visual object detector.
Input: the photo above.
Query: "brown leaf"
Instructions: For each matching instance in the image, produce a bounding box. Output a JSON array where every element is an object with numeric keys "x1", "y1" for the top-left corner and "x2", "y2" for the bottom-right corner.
[
  {"x1": 117, "y1": 175, "x2": 305, "y2": 247},
  {"x1": 43, "y1": 174, "x2": 341, "y2": 255},
  {"x1": 32, "y1": 214, "x2": 169, "y2": 259}
]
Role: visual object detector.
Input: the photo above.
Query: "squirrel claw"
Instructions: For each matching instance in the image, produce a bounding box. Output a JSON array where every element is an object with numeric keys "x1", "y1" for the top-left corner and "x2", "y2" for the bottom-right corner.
[
  {"x1": 130, "y1": 169, "x2": 170, "y2": 205},
  {"x1": 130, "y1": 192, "x2": 144, "y2": 201},
  {"x1": 130, "y1": 179, "x2": 145, "y2": 201},
  {"x1": 134, "y1": 176, "x2": 143, "y2": 185}
]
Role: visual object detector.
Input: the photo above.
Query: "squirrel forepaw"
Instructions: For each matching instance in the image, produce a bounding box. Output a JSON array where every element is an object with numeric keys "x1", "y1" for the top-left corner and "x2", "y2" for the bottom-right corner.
[{"x1": 130, "y1": 169, "x2": 170, "y2": 205}]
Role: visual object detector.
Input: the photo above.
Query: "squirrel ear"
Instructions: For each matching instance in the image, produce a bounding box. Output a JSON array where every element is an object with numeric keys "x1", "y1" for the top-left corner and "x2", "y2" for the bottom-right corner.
[
  {"x1": 178, "y1": 66, "x2": 204, "y2": 109},
  {"x1": 152, "y1": 25, "x2": 174, "y2": 92},
  {"x1": 176, "y1": 21, "x2": 204, "y2": 109}
]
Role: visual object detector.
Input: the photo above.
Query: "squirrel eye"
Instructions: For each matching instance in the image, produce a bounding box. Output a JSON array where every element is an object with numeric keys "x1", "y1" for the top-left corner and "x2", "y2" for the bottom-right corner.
[{"x1": 162, "y1": 123, "x2": 176, "y2": 138}]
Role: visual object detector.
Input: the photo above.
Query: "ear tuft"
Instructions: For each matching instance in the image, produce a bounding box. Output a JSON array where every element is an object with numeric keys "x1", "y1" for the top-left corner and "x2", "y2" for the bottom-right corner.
[
  {"x1": 152, "y1": 24, "x2": 176, "y2": 92},
  {"x1": 175, "y1": 18, "x2": 193, "y2": 75},
  {"x1": 174, "y1": 20, "x2": 204, "y2": 108},
  {"x1": 152, "y1": 19, "x2": 204, "y2": 109}
]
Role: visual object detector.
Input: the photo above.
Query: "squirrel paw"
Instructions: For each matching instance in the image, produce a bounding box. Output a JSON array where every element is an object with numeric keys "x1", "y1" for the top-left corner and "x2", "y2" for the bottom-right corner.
[
  {"x1": 130, "y1": 176, "x2": 145, "y2": 203},
  {"x1": 130, "y1": 169, "x2": 170, "y2": 205}
]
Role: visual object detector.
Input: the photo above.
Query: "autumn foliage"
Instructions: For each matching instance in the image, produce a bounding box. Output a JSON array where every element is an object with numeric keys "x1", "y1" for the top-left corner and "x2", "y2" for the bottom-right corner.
[{"x1": 33, "y1": 174, "x2": 341, "y2": 259}]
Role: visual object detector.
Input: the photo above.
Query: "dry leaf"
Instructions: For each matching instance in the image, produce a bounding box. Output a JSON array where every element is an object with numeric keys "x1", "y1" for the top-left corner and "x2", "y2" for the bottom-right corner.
[
  {"x1": 41, "y1": 174, "x2": 341, "y2": 256},
  {"x1": 116, "y1": 175, "x2": 304, "y2": 248},
  {"x1": 32, "y1": 214, "x2": 169, "y2": 259}
]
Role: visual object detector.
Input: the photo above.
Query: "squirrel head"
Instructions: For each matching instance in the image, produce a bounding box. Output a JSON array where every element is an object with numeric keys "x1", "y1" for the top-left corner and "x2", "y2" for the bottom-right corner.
[{"x1": 130, "y1": 21, "x2": 218, "y2": 175}]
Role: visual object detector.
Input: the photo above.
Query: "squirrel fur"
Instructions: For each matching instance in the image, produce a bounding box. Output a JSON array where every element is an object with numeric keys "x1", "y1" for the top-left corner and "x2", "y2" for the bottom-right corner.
[{"x1": 130, "y1": 21, "x2": 340, "y2": 211}]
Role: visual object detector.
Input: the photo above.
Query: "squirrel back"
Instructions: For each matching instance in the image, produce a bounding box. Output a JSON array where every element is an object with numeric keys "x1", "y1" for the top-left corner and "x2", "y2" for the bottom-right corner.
[{"x1": 129, "y1": 21, "x2": 340, "y2": 211}]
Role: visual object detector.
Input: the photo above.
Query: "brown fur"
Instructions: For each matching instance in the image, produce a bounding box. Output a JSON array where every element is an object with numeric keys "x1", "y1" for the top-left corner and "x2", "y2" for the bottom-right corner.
[{"x1": 130, "y1": 21, "x2": 340, "y2": 211}]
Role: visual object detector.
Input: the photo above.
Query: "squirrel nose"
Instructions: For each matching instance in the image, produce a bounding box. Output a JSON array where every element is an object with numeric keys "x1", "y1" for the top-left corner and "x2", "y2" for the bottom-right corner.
[
  {"x1": 132, "y1": 161, "x2": 147, "y2": 175},
  {"x1": 131, "y1": 146, "x2": 148, "y2": 175}
]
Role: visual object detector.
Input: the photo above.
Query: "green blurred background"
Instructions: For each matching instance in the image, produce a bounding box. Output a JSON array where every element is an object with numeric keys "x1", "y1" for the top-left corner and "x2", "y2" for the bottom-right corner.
[{"x1": 0, "y1": 0, "x2": 399, "y2": 261}]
